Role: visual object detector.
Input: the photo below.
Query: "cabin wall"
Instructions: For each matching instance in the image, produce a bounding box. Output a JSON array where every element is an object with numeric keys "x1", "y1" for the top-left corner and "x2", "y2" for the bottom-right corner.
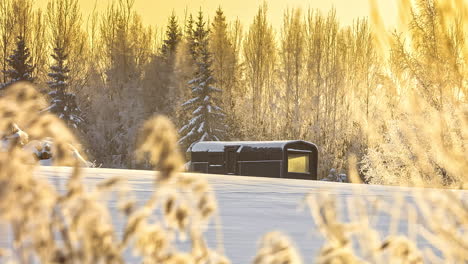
[
  {"x1": 238, "y1": 160, "x2": 282, "y2": 178},
  {"x1": 191, "y1": 162, "x2": 208, "y2": 173},
  {"x1": 189, "y1": 141, "x2": 319, "y2": 180},
  {"x1": 238, "y1": 147, "x2": 283, "y2": 161}
]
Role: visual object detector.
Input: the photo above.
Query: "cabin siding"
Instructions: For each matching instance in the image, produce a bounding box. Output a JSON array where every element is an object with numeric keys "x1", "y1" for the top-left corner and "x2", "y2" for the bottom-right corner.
[
  {"x1": 238, "y1": 160, "x2": 282, "y2": 178},
  {"x1": 188, "y1": 141, "x2": 318, "y2": 180}
]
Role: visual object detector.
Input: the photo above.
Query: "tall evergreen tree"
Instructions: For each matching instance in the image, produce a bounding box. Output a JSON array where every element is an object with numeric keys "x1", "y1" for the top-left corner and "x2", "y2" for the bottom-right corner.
[
  {"x1": 185, "y1": 14, "x2": 196, "y2": 59},
  {"x1": 210, "y1": 7, "x2": 232, "y2": 93},
  {"x1": 2, "y1": 35, "x2": 34, "y2": 88},
  {"x1": 210, "y1": 7, "x2": 240, "y2": 140},
  {"x1": 161, "y1": 12, "x2": 182, "y2": 63},
  {"x1": 47, "y1": 46, "x2": 83, "y2": 129},
  {"x1": 179, "y1": 11, "x2": 227, "y2": 150},
  {"x1": 141, "y1": 11, "x2": 181, "y2": 117}
]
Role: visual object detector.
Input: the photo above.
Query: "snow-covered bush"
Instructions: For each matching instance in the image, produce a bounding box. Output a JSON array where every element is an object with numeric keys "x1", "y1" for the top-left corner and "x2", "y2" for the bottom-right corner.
[
  {"x1": 23, "y1": 139, "x2": 91, "y2": 167},
  {"x1": 0, "y1": 124, "x2": 29, "y2": 149},
  {"x1": 359, "y1": 96, "x2": 467, "y2": 187},
  {"x1": 0, "y1": 83, "x2": 91, "y2": 167},
  {"x1": 321, "y1": 168, "x2": 348, "y2": 183},
  {"x1": 1, "y1": 122, "x2": 91, "y2": 167}
]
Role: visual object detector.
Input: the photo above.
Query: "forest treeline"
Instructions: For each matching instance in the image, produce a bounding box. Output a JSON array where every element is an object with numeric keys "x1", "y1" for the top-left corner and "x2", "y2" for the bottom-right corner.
[{"x1": 0, "y1": 0, "x2": 466, "y2": 181}]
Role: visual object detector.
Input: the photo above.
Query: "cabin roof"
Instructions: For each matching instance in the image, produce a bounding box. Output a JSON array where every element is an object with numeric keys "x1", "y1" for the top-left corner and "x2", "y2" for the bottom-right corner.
[{"x1": 189, "y1": 140, "x2": 317, "y2": 152}]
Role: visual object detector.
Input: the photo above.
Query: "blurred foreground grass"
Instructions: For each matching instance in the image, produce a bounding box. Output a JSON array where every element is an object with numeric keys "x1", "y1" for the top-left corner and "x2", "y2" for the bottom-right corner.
[{"x1": 0, "y1": 82, "x2": 467, "y2": 263}]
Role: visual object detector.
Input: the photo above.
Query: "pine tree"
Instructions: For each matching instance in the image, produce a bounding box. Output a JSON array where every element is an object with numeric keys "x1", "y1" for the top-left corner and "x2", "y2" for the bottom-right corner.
[
  {"x1": 210, "y1": 7, "x2": 231, "y2": 92},
  {"x1": 47, "y1": 46, "x2": 83, "y2": 129},
  {"x1": 161, "y1": 12, "x2": 182, "y2": 63},
  {"x1": 2, "y1": 35, "x2": 35, "y2": 88},
  {"x1": 185, "y1": 14, "x2": 198, "y2": 61},
  {"x1": 140, "y1": 11, "x2": 182, "y2": 117},
  {"x1": 179, "y1": 11, "x2": 227, "y2": 150},
  {"x1": 210, "y1": 7, "x2": 240, "y2": 140}
]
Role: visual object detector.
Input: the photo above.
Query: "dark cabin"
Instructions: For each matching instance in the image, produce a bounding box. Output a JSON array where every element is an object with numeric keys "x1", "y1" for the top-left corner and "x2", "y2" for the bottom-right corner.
[{"x1": 188, "y1": 140, "x2": 318, "y2": 180}]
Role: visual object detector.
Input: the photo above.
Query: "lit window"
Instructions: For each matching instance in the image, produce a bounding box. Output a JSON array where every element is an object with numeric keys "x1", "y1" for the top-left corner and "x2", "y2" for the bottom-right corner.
[{"x1": 288, "y1": 153, "x2": 309, "y2": 173}]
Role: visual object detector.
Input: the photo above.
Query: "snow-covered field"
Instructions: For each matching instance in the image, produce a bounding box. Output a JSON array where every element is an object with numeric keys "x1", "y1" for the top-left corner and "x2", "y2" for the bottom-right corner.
[{"x1": 2, "y1": 166, "x2": 466, "y2": 263}]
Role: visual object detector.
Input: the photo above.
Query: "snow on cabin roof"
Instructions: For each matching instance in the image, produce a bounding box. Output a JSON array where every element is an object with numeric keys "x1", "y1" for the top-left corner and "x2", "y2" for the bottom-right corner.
[{"x1": 189, "y1": 140, "x2": 317, "y2": 152}]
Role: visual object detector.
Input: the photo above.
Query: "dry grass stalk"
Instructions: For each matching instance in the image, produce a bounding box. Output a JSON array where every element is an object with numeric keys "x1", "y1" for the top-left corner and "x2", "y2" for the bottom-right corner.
[
  {"x1": 0, "y1": 82, "x2": 466, "y2": 264},
  {"x1": 253, "y1": 231, "x2": 302, "y2": 264},
  {"x1": 306, "y1": 192, "x2": 427, "y2": 264},
  {"x1": 0, "y1": 83, "x2": 228, "y2": 264},
  {"x1": 414, "y1": 189, "x2": 468, "y2": 262},
  {"x1": 304, "y1": 187, "x2": 468, "y2": 264},
  {"x1": 307, "y1": 89, "x2": 466, "y2": 263},
  {"x1": 133, "y1": 115, "x2": 226, "y2": 264}
]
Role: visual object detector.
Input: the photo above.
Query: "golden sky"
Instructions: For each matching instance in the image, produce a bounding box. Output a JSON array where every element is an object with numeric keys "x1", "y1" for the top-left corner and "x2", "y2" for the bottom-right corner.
[{"x1": 35, "y1": 0, "x2": 399, "y2": 30}]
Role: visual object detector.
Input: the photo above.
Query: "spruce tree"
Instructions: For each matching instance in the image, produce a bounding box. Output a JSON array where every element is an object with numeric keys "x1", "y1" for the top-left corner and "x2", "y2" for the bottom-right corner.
[
  {"x1": 211, "y1": 7, "x2": 232, "y2": 92},
  {"x1": 179, "y1": 11, "x2": 227, "y2": 150},
  {"x1": 161, "y1": 12, "x2": 182, "y2": 63},
  {"x1": 210, "y1": 7, "x2": 240, "y2": 140},
  {"x1": 47, "y1": 46, "x2": 83, "y2": 129},
  {"x1": 141, "y1": 12, "x2": 182, "y2": 116},
  {"x1": 2, "y1": 35, "x2": 35, "y2": 88},
  {"x1": 185, "y1": 14, "x2": 196, "y2": 59}
]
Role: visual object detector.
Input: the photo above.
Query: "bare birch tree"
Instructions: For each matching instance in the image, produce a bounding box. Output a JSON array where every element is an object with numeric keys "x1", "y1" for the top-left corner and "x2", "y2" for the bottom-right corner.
[
  {"x1": 280, "y1": 8, "x2": 305, "y2": 138},
  {"x1": 0, "y1": 0, "x2": 15, "y2": 85},
  {"x1": 243, "y1": 3, "x2": 276, "y2": 137}
]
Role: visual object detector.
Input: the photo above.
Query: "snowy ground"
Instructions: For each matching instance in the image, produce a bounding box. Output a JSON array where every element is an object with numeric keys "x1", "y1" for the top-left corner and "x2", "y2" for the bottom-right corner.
[{"x1": 2, "y1": 166, "x2": 467, "y2": 263}]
